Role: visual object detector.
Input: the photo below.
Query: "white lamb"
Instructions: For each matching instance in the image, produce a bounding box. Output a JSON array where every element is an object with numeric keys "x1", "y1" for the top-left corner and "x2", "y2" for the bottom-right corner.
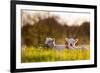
[
  {"x1": 45, "y1": 37, "x2": 78, "y2": 50},
  {"x1": 45, "y1": 38, "x2": 65, "y2": 50},
  {"x1": 65, "y1": 38, "x2": 78, "y2": 49}
]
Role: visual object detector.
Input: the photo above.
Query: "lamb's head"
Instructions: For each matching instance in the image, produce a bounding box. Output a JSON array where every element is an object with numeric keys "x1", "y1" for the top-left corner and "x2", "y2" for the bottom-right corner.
[
  {"x1": 65, "y1": 38, "x2": 78, "y2": 49},
  {"x1": 45, "y1": 38, "x2": 55, "y2": 48}
]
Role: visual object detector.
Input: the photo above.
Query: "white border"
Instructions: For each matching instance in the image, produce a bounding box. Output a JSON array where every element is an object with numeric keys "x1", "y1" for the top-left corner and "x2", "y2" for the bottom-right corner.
[{"x1": 16, "y1": 4, "x2": 94, "y2": 69}]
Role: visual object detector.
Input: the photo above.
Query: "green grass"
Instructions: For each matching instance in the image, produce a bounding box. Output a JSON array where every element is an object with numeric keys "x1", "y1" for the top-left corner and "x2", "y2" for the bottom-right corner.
[{"x1": 21, "y1": 46, "x2": 90, "y2": 63}]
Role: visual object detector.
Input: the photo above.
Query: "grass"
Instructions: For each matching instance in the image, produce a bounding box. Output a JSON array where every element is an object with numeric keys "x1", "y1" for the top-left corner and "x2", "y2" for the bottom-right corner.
[{"x1": 21, "y1": 46, "x2": 90, "y2": 63}]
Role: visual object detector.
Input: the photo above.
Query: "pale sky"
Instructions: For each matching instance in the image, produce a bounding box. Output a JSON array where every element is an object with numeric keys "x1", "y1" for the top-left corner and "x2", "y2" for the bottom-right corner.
[
  {"x1": 50, "y1": 11, "x2": 90, "y2": 26},
  {"x1": 22, "y1": 10, "x2": 90, "y2": 26}
]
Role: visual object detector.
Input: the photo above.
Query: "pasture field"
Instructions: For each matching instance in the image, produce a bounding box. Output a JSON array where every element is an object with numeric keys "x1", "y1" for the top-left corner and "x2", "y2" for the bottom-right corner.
[
  {"x1": 21, "y1": 9, "x2": 90, "y2": 63},
  {"x1": 21, "y1": 45, "x2": 90, "y2": 63}
]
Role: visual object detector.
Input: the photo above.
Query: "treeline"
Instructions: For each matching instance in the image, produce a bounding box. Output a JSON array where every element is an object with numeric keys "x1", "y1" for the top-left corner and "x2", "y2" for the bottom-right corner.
[{"x1": 21, "y1": 15, "x2": 90, "y2": 47}]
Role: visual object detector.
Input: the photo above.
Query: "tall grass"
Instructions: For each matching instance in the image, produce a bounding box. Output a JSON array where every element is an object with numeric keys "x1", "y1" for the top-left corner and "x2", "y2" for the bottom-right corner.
[{"x1": 21, "y1": 46, "x2": 90, "y2": 63}]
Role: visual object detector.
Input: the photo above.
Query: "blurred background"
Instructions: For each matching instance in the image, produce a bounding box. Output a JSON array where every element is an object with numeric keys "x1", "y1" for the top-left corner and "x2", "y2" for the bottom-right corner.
[{"x1": 21, "y1": 10, "x2": 90, "y2": 47}]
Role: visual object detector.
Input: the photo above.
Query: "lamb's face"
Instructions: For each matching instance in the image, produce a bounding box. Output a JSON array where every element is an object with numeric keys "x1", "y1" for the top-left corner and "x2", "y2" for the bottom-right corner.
[
  {"x1": 65, "y1": 38, "x2": 78, "y2": 49},
  {"x1": 45, "y1": 38, "x2": 54, "y2": 48}
]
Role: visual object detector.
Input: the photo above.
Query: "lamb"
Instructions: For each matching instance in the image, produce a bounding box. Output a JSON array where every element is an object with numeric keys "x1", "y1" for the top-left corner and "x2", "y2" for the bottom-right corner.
[
  {"x1": 45, "y1": 38, "x2": 55, "y2": 48},
  {"x1": 65, "y1": 38, "x2": 78, "y2": 49},
  {"x1": 45, "y1": 37, "x2": 78, "y2": 50},
  {"x1": 45, "y1": 38, "x2": 66, "y2": 50},
  {"x1": 65, "y1": 38, "x2": 88, "y2": 50}
]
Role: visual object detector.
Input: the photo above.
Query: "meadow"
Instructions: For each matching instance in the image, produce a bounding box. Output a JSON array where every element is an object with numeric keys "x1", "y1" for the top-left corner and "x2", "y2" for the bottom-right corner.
[
  {"x1": 21, "y1": 10, "x2": 90, "y2": 63},
  {"x1": 21, "y1": 45, "x2": 90, "y2": 63}
]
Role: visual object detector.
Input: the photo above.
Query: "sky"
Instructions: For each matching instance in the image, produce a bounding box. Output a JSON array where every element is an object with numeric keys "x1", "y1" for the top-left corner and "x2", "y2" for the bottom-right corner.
[
  {"x1": 50, "y1": 11, "x2": 90, "y2": 26},
  {"x1": 22, "y1": 10, "x2": 90, "y2": 26}
]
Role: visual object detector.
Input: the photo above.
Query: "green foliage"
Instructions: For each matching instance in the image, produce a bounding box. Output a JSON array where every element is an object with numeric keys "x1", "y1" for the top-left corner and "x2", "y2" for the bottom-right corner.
[{"x1": 21, "y1": 46, "x2": 90, "y2": 63}]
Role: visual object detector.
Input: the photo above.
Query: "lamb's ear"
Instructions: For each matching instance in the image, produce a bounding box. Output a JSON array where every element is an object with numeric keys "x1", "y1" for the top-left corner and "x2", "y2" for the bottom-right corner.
[
  {"x1": 46, "y1": 38, "x2": 49, "y2": 40},
  {"x1": 65, "y1": 38, "x2": 68, "y2": 41},
  {"x1": 75, "y1": 39, "x2": 78, "y2": 44}
]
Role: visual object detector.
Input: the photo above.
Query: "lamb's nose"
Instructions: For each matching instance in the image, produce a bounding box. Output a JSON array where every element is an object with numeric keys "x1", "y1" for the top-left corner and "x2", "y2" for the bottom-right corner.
[{"x1": 70, "y1": 44, "x2": 72, "y2": 46}]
